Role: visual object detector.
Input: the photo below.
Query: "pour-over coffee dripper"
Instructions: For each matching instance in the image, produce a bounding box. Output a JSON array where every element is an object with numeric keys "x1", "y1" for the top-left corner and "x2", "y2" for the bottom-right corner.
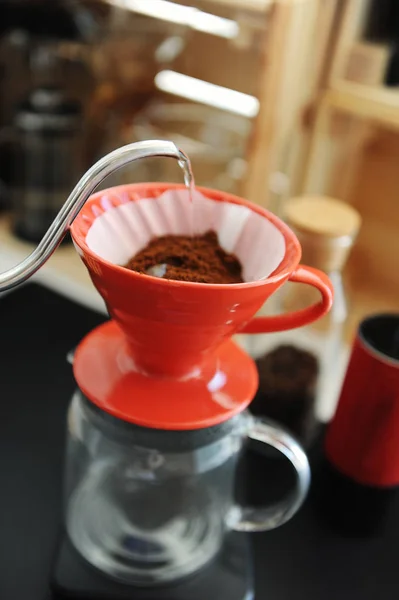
[
  {"x1": 0, "y1": 141, "x2": 333, "y2": 599},
  {"x1": 69, "y1": 181, "x2": 333, "y2": 429}
]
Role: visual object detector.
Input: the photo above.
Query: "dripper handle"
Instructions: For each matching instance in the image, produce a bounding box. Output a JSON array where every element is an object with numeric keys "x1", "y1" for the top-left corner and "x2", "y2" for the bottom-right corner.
[
  {"x1": 240, "y1": 265, "x2": 333, "y2": 334},
  {"x1": 0, "y1": 140, "x2": 185, "y2": 292}
]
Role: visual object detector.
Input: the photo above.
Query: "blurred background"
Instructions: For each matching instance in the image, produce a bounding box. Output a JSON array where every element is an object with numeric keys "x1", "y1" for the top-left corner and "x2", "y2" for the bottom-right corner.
[{"x1": 0, "y1": 0, "x2": 398, "y2": 335}]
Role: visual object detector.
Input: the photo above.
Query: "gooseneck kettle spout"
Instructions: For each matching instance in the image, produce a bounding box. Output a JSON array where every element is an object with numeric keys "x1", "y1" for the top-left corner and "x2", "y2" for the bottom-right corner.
[{"x1": 0, "y1": 140, "x2": 187, "y2": 292}]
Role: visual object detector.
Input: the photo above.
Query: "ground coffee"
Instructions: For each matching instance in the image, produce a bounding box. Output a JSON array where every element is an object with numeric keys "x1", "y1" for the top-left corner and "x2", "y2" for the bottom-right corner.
[
  {"x1": 125, "y1": 230, "x2": 243, "y2": 284},
  {"x1": 250, "y1": 345, "x2": 319, "y2": 442}
]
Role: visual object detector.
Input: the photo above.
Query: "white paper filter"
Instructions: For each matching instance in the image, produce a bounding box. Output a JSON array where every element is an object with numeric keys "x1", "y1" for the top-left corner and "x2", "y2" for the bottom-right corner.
[{"x1": 85, "y1": 188, "x2": 285, "y2": 281}]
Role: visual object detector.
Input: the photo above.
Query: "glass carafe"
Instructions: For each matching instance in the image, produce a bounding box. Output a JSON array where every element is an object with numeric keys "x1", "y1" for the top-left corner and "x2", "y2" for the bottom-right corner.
[{"x1": 65, "y1": 391, "x2": 310, "y2": 586}]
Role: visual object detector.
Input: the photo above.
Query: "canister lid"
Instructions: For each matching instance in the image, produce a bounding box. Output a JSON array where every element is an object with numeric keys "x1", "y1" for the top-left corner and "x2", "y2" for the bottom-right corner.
[
  {"x1": 284, "y1": 196, "x2": 361, "y2": 272},
  {"x1": 284, "y1": 196, "x2": 361, "y2": 239}
]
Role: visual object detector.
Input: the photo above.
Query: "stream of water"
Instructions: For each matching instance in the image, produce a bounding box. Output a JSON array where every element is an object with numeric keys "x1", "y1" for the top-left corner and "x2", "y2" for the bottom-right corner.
[{"x1": 177, "y1": 148, "x2": 197, "y2": 237}]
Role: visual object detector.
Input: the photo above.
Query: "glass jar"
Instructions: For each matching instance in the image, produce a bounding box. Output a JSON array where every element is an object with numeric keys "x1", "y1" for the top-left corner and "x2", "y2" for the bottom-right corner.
[
  {"x1": 240, "y1": 197, "x2": 361, "y2": 445},
  {"x1": 9, "y1": 86, "x2": 84, "y2": 242},
  {"x1": 64, "y1": 391, "x2": 310, "y2": 586}
]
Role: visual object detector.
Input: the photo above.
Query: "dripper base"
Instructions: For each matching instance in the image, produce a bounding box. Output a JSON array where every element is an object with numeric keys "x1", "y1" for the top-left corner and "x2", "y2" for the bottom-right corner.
[{"x1": 73, "y1": 320, "x2": 258, "y2": 430}]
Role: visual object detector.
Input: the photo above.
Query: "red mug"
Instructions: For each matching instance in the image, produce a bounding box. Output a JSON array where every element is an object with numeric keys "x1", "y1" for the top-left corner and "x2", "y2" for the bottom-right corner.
[
  {"x1": 326, "y1": 314, "x2": 399, "y2": 487},
  {"x1": 71, "y1": 183, "x2": 333, "y2": 378}
]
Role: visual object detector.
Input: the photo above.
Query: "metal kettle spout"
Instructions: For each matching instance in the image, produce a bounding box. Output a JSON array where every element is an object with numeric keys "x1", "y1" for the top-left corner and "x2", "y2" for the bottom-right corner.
[{"x1": 0, "y1": 140, "x2": 185, "y2": 292}]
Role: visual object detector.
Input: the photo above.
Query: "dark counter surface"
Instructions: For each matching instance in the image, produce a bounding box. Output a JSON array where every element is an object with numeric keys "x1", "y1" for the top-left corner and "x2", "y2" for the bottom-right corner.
[{"x1": 0, "y1": 285, "x2": 398, "y2": 600}]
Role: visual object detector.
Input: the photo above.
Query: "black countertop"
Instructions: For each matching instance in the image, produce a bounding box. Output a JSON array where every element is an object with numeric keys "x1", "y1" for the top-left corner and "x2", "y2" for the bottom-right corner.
[{"x1": 1, "y1": 285, "x2": 398, "y2": 600}]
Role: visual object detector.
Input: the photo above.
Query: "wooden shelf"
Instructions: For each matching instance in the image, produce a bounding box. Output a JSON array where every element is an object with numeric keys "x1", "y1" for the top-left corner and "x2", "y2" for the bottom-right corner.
[
  {"x1": 0, "y1": 216, "x2": 106, "y2": 314},
  {"x1": 327, "y1": 81, "x2": 399, "y2": 131}
]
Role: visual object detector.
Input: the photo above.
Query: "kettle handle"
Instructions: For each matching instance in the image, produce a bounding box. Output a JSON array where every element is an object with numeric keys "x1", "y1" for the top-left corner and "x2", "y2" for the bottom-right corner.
[{"x1": 227, "y1": 418, "x2": 310, "y2": 532}]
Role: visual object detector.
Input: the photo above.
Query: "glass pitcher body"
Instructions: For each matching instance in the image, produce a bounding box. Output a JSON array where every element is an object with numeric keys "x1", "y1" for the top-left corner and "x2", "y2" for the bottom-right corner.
[{"x1": 65, "y1": 391, "x2": 310, "y2": 585}]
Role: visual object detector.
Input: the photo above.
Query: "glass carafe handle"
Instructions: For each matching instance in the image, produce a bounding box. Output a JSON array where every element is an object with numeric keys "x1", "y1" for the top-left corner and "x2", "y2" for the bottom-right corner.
[{"x1": 227, "y1": 418, "x2": 311, "y2": 532}]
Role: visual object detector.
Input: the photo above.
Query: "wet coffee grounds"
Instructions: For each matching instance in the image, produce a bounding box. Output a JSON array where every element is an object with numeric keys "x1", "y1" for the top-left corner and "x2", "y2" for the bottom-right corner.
[{"x1": 125, "y1": 230, "x2": 243, "y2": 284}]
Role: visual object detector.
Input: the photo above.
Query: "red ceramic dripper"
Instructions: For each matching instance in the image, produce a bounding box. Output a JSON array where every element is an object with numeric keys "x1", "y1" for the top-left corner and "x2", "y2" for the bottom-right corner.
[{"x1": 70, "y1": 183, "x2": 333, "y2": 380}]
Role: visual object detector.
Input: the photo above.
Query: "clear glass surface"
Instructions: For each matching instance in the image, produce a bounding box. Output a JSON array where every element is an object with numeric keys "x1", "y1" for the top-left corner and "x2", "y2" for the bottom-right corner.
[
  {"x1": 238, "y1": 270, "x2": 350, "y2": 444},
  {"x1": 65, "y1": 391, "x2": 310, "y2": 585}
]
